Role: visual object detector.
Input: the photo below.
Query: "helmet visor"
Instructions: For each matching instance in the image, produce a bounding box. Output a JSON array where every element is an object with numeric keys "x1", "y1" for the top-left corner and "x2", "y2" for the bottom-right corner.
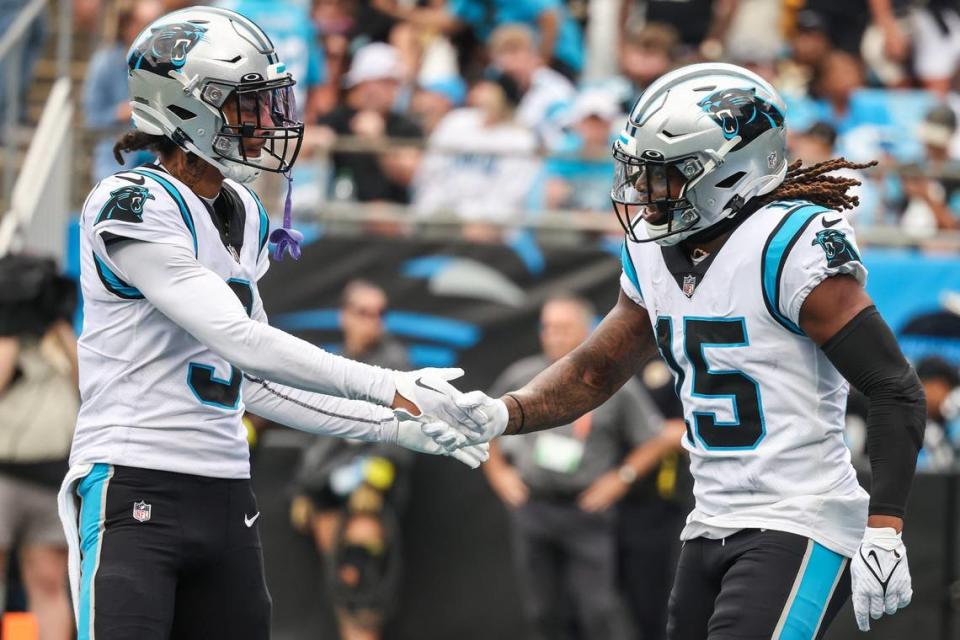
[
  {"x1": 610, "y1": 147, "x2": 701, "y2": 242},
  {"x1": 205, "y1": 78, "x2": 304, "y2": 174}
]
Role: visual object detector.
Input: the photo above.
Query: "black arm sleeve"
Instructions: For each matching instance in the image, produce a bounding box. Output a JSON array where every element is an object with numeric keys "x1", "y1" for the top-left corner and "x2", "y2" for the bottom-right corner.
[{"x1": 821, "y1": 306, "x2": 926, "y2": 518}]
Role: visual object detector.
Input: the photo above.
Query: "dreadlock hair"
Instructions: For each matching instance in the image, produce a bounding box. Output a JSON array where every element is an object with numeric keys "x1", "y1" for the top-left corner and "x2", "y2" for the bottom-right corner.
[{"x1": 753, "y1": 157, "x2": 879, "y2": 212}]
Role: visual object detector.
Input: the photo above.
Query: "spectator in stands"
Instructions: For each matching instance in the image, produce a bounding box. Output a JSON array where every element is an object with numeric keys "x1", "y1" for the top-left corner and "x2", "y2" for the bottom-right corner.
[
  {"x1": 373, "y1": 0, "x2": 585, "y2": 80},
  {"x1": 316, "y1": 43, "x2": 422, "y2": 204},
  {"x1": 775, "y1": 9, "x2": 833, "y2": 98},
  {"x1": 216, "y1": 0, "x2": 327, "y2": 122},
  {"x1": 0, "y1": 256, "x2": 78, "y2": 640},
  {"x1": 413, "y1": 73, "x2": 539, "y2": 238},
  {"x1": 484, "y1": 295, "x2": 676, "y2": 640},
  {"x1": 722, "y1": 0, "x2": 783, "y2": 69},
  {"x1": 619, "y1": 0, "x2": 738, "y2": 61},
  {"x1": 616, "y1": 22, "x2": 679, "y2": 105},
  {"x1": 915, "y1": 356, "x2": 960, "y2": 470},
  {"x1": 899, "y1": 105, "x2": 960, "y2": 234},
  {"x1": 410, "y1": 76, "x2": 466, "y2": 136},
  {"x1": 290, "y1": 280, "x2": 412, "y2": 640},
  {"x1": 541, "y1": 89, "x2": 622, "y2": 214},
  {"x1": 317, "y1": 0, "x2": 400, "y2": 57},
  {"x1": 871, "y1": 0, "x2": 960, "y2": 96},
  {"x1": 812, "y1": 51, "x2": 867, "y2": 128},
  {"x1": 860, "y1": 1, "x2": 911, "y2": 89},
  {"x1": 796, "y1": 0, "x2": 871, "y2": 55},
  {"x1": 789, "y1": 121, "x2": 881, "y2": 227},
  {"x1": 312, "y1": 0, "x2": 358, "y2": 115},
  {"x1": 918, "y1": 103, "x2": 960, "y2": 169},
  {"x1": 82, "y1": 0, "x2": 163, "y2": 182},
  {"x1": 802, "y1": 50, "x2": 892, "y2": 136},
  {"x1": 488, "y1": 24, "x2": 575, "y2": 149},
  {"x1": 311, "y1": 0, "x2": 409, "y2": 117},
  {"x1": 0, "y1": 0, "x2": 46, "y2": 125},
  {"x1": 899, "y1": 164, "x2": 959, "y2": 234}
]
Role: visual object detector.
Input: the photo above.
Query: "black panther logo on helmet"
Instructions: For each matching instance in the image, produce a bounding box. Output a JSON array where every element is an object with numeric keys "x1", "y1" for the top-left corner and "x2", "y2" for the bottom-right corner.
[
  {"x1": 812, "y1": 228, "x2": 860, "y2": 268},
  {"x1": 128, "y1": 23, "x2": 207, "y2": 76},
  {"x1": 95, "y1": 186, "x2": 155, "y2": 225},
  {"x1": 698, "y1": 88, "x2": 785, "y2": 151}
]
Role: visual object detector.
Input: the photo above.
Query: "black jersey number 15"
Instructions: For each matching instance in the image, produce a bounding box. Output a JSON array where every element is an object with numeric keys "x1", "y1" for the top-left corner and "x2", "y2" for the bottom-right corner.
[{"x1": 656, "y1": 316, "x2": 766, "y2": 450}]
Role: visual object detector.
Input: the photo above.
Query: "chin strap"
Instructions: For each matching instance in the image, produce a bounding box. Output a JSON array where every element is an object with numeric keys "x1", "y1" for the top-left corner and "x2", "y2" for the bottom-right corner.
[{"x1": 269, "y1": 170, "x2": 303, "y2": 260}]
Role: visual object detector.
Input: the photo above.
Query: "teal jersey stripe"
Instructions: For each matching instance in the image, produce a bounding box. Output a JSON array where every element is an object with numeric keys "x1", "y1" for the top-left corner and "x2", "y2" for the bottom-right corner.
[
  {"x1": 760, "y1": 204, "x2": 827, "y2": 334},
  {"x1": 241, "y1": 185, "x2": 270, "y2": 254},
  {"x1": 777, "y1": 543, "x2": 846, "y2": 640},
  {"x1": 93, "y1": 253, "x2": 143, "y2": 299},
  {"x1": 130, "y1": 169, "x2": 199, "y2": 256},
  {"x1": 77, "y1": 463, "x2": 112, "y2": 640},
  {"x1": 621, "y1": 242, "x2": 643, "y2": 300}
]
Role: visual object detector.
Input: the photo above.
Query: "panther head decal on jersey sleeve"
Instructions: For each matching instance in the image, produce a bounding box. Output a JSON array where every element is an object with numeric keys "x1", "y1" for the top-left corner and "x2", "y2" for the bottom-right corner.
[
  {"x1": 95, "y1": 186, "x2": 155, "y2": 225},
  {"x1": 698, "y1": 88, "x2": 785, "y2": 151},
  {"x1": 128, "y1": 23, "x2": 207, "y2": 76},
  {"x1": 812, "y1": 229, "x2": 860, "y2": 268}
]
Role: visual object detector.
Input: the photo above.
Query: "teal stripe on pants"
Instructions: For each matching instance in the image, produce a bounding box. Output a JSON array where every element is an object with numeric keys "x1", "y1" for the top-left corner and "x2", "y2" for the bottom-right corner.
[
  {"x1": 76, "y1": 463, "x2": 112, "y2": 640},
  {"x1": 777, "y1": 542, "x2": 846, "y2": 640}
]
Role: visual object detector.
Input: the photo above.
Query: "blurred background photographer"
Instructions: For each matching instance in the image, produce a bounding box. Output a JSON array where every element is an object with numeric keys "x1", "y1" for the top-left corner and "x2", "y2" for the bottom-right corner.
[
  {"x1": 0, "y1": 254, "x2": 77, "y2": 640},
  {"x1": 290, "y1": 280, "x2": 413, "y2": 640}
]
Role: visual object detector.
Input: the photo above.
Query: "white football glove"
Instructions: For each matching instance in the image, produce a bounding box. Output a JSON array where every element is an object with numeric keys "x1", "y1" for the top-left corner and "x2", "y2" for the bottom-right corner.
[
  {"x1": 450, "y1": 390, "x2": 510, "y2": 444},
  {"x1": 392, "y1": 368, "x2": 479, "y2": 448},
  {"x1": 385, "y1": 409, "x2": 489, "y2": 469},
  {"x1": 851, "y1": 527, "x2": 913, "y2": 632}
]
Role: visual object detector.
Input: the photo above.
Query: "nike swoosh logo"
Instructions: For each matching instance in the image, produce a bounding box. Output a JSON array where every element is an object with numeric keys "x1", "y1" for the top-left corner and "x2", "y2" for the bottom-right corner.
[
  {"x1": 116, "y1": 174, "x2": 145, "y2": 185},
  {"x1": 862, "y1": 549, "x2": 901, "y2": 595},
  {"x1": 822, "y1": 217, "x2": 842, "y2": 228},
  {"x1": 415, "y1": 377, "x2": 444, "y2": 395},
  {"x1": 244, "y1": 512, "x2": 260, "y2": 527}
]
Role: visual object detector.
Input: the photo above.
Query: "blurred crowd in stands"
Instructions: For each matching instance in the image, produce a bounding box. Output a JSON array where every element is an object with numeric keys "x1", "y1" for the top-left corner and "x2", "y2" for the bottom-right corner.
[
  {"x1": 60, "y1": 0, "x2": 960, "y2": 239},
  {"x1": 5, "y1": 0, "x2": 960, "y2": 638}
]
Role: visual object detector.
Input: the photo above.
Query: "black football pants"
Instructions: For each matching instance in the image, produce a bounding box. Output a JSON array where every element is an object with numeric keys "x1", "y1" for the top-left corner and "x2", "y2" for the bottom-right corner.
[
  {"x1": 667, "y1": 529, "x2": 851, "y2": 640},
  {"x1": 75, "y1": 464, "x2": 271, "y2": 640}
]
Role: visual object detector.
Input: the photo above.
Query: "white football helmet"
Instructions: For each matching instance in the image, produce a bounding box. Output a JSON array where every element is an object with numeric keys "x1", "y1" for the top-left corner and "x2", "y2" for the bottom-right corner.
[
  {"x1": 127, "y1": 6, "x2": 303, "y2": 183},
  {"x1": 611, "y1": 63, "x2": 788, "y2": 245}
]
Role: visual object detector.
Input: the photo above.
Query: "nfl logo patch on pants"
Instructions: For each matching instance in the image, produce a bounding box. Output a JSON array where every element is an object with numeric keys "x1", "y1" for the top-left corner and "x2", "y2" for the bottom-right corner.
[{"x1": 132, "y1": 500, "x2": 151, "y2": 522}]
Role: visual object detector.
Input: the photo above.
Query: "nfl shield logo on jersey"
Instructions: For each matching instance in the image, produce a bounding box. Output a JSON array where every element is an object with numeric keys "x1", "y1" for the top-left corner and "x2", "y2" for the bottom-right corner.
[
  {"x1": 132, "y1": 500, "x2": 152, "y2": 523},
  {"x1": 682, "y1": 274, "x2": 697, "y2": 298}
]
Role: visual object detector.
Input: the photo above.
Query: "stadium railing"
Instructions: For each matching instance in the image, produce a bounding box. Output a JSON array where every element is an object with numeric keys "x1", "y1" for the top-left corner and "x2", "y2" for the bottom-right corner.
[
  {"x1": 0, "y1": 0, "x2": 48, "y2": 205},
  {"x1": 0, "y1": 0, "x2": 73, "y2": 262},
  {"x1": 0, "y1": 76, "x2": 72, "y2": 262},
  {"x1": 68, "y1": 130, "x2": 960, "y2": 251}
]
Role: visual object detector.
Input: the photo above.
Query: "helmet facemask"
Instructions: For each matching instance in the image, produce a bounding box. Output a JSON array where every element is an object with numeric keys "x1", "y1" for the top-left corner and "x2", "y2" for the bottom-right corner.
[
  {"x1": 200, "y1": 77, "x2": 304, "y2": 178},
  {"x1": 611, "y1": 145, "x2": 705, "y2": 244}
]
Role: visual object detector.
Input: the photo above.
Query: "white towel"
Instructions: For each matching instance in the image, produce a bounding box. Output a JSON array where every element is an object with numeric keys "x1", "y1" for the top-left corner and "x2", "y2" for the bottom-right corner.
[{"x1": 57, "y1": 463, "x2": 93, "y2": 623}]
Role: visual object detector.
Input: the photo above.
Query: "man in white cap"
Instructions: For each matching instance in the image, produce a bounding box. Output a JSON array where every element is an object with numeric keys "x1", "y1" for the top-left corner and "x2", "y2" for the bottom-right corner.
[{"x1": 316, "y1": 43, "x2": 423, "y2": 203}]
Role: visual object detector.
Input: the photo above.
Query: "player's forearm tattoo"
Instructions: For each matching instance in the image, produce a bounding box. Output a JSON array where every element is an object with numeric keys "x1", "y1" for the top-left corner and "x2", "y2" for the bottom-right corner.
[{"x1": 502, "y1": 292, "x2": 655, "y2": 435}]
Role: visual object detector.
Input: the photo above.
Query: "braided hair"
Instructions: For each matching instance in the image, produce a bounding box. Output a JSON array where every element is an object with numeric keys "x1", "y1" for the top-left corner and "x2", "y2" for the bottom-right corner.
[{"x1": 753, "y1": 157, "x2": 879, "y2": 212}]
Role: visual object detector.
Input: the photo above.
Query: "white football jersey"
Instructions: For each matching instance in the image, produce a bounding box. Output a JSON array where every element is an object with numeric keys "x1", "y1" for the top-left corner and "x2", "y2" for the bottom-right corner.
[
  {"x1": 72, "y1": 164, "x2": 270, "y2": 479},
  {"x1": 621, "y1": 200, "x2": 870, "y2": 557}
]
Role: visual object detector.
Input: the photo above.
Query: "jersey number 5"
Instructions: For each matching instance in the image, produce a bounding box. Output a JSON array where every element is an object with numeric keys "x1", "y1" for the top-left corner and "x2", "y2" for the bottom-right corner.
[
  {"x1": 656, "y1": 316, "x2": 766, "y2": 450},
  {"x1": 187, "y1": 279, "x2": 253, "y2": 410}
]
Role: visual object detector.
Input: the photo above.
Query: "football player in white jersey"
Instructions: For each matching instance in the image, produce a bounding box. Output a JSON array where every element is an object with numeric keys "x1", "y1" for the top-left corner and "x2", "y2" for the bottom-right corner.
[
  {"x1": 426, "y1": 64, "x2": 926, "y2": 638},
  {"x1": 59, "y1": 7, "x2": 488, "y2": 640}
]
